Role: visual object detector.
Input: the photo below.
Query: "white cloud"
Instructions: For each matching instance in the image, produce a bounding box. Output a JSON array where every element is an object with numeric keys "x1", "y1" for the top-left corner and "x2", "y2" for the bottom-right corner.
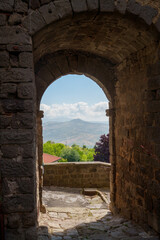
[{"x1": 40, "y1": 102, "x2": 109, "y2": 122}]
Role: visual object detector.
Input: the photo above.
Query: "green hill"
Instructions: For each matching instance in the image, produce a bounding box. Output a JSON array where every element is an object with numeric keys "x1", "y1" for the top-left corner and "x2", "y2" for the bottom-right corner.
[{"x1": 43, "y1": 119, "x2": 109, "y2": 148}]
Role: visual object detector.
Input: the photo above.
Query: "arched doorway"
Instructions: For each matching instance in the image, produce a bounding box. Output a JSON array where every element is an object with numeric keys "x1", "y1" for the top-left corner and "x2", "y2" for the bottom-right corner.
[{"x1": 1, "y1": 1, "x2": 160, "y2": 238}]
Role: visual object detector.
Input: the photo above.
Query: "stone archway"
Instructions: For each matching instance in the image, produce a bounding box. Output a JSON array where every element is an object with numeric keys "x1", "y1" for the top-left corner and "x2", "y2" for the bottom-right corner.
[{"x1": 0, "y1": 1, "x2": 160, "y2": 239}]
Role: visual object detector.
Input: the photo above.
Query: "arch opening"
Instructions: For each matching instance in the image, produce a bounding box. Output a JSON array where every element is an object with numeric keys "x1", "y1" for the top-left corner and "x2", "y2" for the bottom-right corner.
[{"x1": 33, "y1": 11, "x2": 160, "y2": 235}]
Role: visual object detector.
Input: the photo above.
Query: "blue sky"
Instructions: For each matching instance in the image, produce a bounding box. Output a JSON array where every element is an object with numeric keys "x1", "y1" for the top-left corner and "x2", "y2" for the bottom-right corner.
[{"x1": 40, "y1": 74, "x2": 109, "y2": 122}]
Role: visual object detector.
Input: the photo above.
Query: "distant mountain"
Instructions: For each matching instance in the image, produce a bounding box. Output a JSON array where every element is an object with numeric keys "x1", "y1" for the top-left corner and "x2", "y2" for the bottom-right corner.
[{"x1": 43, "y1": 119, "x2": 109, "y2": 148}]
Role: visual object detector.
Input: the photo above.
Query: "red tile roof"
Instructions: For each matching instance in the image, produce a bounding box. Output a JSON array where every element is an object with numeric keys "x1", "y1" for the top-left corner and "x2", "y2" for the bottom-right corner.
[{"x1": 43, "y1": 153, "x2": 61, "y2": 164}]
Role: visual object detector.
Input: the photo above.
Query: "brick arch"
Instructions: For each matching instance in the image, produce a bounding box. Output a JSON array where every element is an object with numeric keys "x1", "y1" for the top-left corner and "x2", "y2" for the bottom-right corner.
[
  {"x1": 23, "y1": 0, "x2": 160, "y2": 36},
  {"x1": 35, "y1": 50, "x2": 116, "y2": 107}
]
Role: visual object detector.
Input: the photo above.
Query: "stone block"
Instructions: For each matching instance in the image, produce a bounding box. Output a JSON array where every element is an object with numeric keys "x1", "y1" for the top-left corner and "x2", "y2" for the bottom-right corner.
[
  {"x1": 17, "y1": 83, "x2": 33, "y2": 99},
  {"x1": 1, "y1": 158, "x2": 34, "y2": 177},
  {"x1": 0, "y1": 51, "x2": 9, "y2": 67},
  {"x1": 0, "y1": 0, "x2": 14, "y2": 12},
  {"x1": 3, "y1": 194, "x2": 34, "y2": 213},
  {"x1": 2, "y1": 83, "x2": 17, "y2": 94},
  {"x1": 13, "y1": 113, "x2": 34, "y2": 129},
  {"x1": 127, "y1": 0, "x2": 141, "y2": 15},
  {"x1": 1, "y1": 99, "x2": 34, "y2": 113},
  {"x1": 148, "y1": 76, "x2": 160, "y2": 90},
  {"x1": 1, "y1": 145, "x2": 22, "y2": 158},
  {"x1": 7, "y1": 214, "x2": 21, "y2": 229},
  {"x1": 0, "y1": 68, "x2": 34, "y2": 83},
  {"x1": 8, "y1": 13, "x2": 22, "y2": 26},
  {"x1": 0, "y1": 14, "x2": 7, "y2": 26},
  {"x1": 116, "y1": 0, "x2": 127, "y2": 14},
  {"x1": 7, "y1": 44, "x2": 32, "y2": 52},
  {"x1": 87, "y1": 0, "x2": 98, "y2": 11},
  {"x1": 3, "y1": 177, "x2": 34, "y2": 195},
  {"x1": 25, "y1": 226, "x2": 37, "y2": 240},
  {"x1": 22, "y1": 144, "x2": 34, "y2": 158},
  {"x1": 22, "y1": 11, "x2": 46, "y2": 35},
  {"x1": 54, "y1": 0, "x2": 72, "y2": 18},
  {"x1": 139, "y1": 6, "x2": 158, "y2": 25},
  {"x1": 22, "y1": 211, "x2": 36, "y2": 227},
  {"x1": 55, "y1": 55, "x2": 69, "y2": 74},
  {"x1": 15, "y1": 0, "x2": 28, "y2": 13},
  {"x1": 0, "y1": 115, "x2": 12, "y2": 129},
  {"x1": 10, "y1": 53, "x2": 19, "y2": 67},
  {"x1": 100, "y1": 0, "x2": 115, "y2": 12},
  {"x1": 19, "y1": 52, "x2": 33, "y2": 68},
  {"x1": 0, "y1": 130, "x2": 33, "y2": 144},
  {"x1": 5, "y1": 229, "x2": 25, "y2": 240},
  {"x1": 39, "y1": 2, "x2": 59, "y2": 25},
  {"x1": 71, "y1": 0, "x2": 87, "y2": 13},
  {"x1": 30, "y1": 0, "x2": 40, "y2": 9},
  {"x1": 0, "y1": 26, "x2": 31, "y2": 45}
]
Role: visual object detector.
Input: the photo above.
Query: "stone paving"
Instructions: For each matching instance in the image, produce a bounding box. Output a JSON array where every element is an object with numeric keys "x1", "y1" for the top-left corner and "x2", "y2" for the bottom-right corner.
[{"x1": 38, "y1": 187, "x2": 160, "y2": 240}]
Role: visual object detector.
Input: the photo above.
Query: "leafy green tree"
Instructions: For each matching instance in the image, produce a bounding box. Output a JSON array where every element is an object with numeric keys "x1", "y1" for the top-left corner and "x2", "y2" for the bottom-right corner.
[
  {"x1": 43, "y1": 141, "x2": 65, "y2": 156},
  {"x1": 60, "y1": 147, "x2": 80, "y2": 162}
]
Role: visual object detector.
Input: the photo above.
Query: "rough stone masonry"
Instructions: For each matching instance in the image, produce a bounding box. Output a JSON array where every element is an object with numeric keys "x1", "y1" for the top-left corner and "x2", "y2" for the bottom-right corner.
[{"x1": 0, "y1": 0, "x2": 160, "y2": 239}]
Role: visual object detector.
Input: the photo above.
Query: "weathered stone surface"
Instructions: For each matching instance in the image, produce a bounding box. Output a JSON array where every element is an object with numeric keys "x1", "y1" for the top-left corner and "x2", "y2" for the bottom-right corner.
[
  {"x1": 3, "y1": 194, "x2": 34, "y2": 213},
  {"x1": 22, "y1": 11, "x2": 46, "y2": 35},
  {"x1": 100, "y1": 0, "x2": 115, "y2": 12},
  {"x1": 39, "y1": 2, "x2": 59, "y2": 25},
  {"x1": 2, "y1": 83, "x2": 17, "y2": 94},
  {"x1": 0, "y1": 51, "x2": 9, "y2": 67},
  {"x1": 8, "y1": 13, "x2": 22, "y2": 26},
  {"x1": 0, "y1": 130, "x2": 33, "y2": 144},
  {"x1": 10, "y1": 53, "x2": 19, "y2": 67},
  {"x1": 25, "y1": 226, "x2": 37, "y2": 240},
  {"x1": 1, "y1": 145, "x2": 22, "y2": 158},
  {"x1": 0, "y1": 0, "x2": 14, "y2": 12},
  {"x1": 13, "y1": 113, "x2": 34, "y2": 128},
  {"x1": 1, "y1": 158, "x2": 34, "y2": 177},
  {"x1": 7, "y1": 214, "x2": 21, "y2": 229},
  {"x1": 116, "y1": 0, "x2": 127, "y2": 14},
  {"x1": 71, "y1": 0, "x2": 87, "y2": 13},
  {"x1": 0, "y1": 68, "x2": 34, "y2": 83},
  {"x1": 17, "y1": 83, "x2": 33, "y2": 99},
  {"x1": 30, "y1": 0, "x2": 40, "y2": 10},
  {"x1": 15, "y1": 0, "x2": 28, "y2": 13},
  {"x1": 19, "y1": 52, "x2": 33, "y2": 68},
  {"x1": 127, "y1": 0, "x2": 141, "y2": 15},
  {"x1": 1, "y1": 99, "x2": 33, "y2": 113},
  {"x1": 155, "y1": 17, "x2": 160, "y2": 32},
  {"x1": 0, "y1": 14, "x2": 7, "y2": 26},
  {"x1": 3, "y1": 177, "x2": 34, "y2": 195},
  {"x1": 44, "y1": 162, "x2": 110, "y2": 188},
  {"x1": 0, "y1": 26, "x2": 31, "y2": 44},
  {"x1": 22, "y1": 144, "x2": 34, "y2": 158},
  {"x1": 87, "y1": 0, "x2": 99, "y2": 11},
  {"x1": 139, "y1": 6, "x2": 158, "y2": 25},
  {"x1": 54, "y1": 0, "x2": 72, "y2": 18},
  {"x1": 5, "y1": 229, "x2": 25, "y2": 240},
  {"x1": 22, "y1": 211, "x2": 36, "y2": 227},
  {"x1": 7, "y1": 44, "x2": 32, "y2": 52}
]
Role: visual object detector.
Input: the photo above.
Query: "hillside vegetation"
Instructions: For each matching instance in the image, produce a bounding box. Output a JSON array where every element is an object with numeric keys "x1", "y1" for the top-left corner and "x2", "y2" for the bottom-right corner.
[{"x1": 43, "y1": 119, "x2": 109, "y2": 148}]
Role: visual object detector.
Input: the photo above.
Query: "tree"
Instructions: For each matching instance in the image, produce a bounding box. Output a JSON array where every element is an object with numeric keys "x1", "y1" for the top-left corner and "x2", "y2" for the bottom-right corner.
[
  {"x1": 94, "y1": 134, "x2": 110, "y2": 163},
  {"x1": 60, "y1": 147, "x2": 80, "y2": 162}
]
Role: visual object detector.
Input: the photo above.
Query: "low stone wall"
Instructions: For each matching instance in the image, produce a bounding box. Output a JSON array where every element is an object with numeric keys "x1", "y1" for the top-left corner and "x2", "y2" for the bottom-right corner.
[{"x1": 43, "y1": 162, "x2": 111, "y2": 188}]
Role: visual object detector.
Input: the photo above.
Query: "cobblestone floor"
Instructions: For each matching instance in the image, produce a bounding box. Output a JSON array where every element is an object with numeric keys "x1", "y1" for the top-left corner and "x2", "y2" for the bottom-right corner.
[{"x1": 38, "y1": 187, "x2": 159, "y2": 240}]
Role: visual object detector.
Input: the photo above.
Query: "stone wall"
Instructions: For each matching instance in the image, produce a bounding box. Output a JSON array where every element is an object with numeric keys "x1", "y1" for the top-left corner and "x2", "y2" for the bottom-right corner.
[
  {"x1": 0, "y1": 0, "x2": 160, "y2": 238},
  {"x1": 43, "y1": 162, "x2": 111, "y2": 188}
]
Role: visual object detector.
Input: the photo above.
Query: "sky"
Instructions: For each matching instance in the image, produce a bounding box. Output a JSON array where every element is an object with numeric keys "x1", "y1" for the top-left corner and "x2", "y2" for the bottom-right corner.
[{"x1": 40, "y1": 74, "x2": 109, "y2": 123}]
